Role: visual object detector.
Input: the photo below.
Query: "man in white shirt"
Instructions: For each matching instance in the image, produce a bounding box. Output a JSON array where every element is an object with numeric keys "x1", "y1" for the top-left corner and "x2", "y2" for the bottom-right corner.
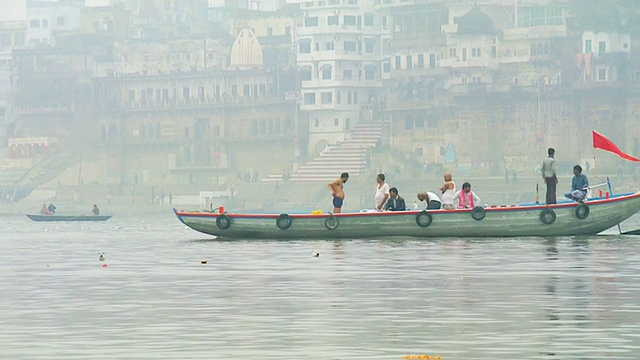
[
  {"x1": 375, "y1": 173, "x2": 390, "y2": 211},
  {"x1": 541, "y1": 147, "x2": 558, "y2": 204},
  {"x1": 417, "y1": 191, "x2": 442, "y2": 209}
]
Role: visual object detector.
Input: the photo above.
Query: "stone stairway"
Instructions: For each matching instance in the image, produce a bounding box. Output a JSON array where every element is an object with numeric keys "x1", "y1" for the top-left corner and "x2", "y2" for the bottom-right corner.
[{"x1": 263, "y1": 122, "x2": 384, "y2": 182}]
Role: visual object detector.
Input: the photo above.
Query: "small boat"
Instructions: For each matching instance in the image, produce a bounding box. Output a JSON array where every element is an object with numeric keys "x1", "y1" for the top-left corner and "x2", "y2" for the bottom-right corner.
[
  {"x1": 26, "y1": 214, "x2": 113, "y2": 222},
  {"x1": 174, "y1": 192, "x2": 640, "y2": 239}
]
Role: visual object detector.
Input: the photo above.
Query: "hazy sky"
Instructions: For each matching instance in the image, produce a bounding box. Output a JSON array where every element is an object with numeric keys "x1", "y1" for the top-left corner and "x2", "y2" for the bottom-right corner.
[{"x1": 0, "y1": 0, "x2": 27, "y2": 22}]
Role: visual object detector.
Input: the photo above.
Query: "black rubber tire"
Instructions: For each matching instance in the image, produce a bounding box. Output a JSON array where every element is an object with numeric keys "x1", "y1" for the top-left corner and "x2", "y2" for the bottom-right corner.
[
  {"x1": 416, "y1": 210, "x2": 433, "y2": 228},
  {"x1": 540, "y1": 209, "x2": 556, "y2": 225},
  {"x1": 575, "y1": 203, "x2": 590, "y2": 220},
  {"x1": 325, "y1": 216, "x2": 339, "y2": 230},
  {"x1": 471, "y1": 206, "x2": 486, "y2": 221},
  {"x1": 216, "y1": 214, "x2": 231, "y2": 229},
  {"x1": 276, "y1": 214, "x2": 292, "y2": 230}
]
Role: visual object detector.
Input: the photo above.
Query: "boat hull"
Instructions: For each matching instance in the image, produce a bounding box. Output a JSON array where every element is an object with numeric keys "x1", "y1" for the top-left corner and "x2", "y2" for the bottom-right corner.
[
  {"x1": 26, "y1": 214, "x2": 112, "y2": 222},
  {"x1": 174, "y1": 192, "x2": 640, "y2": 239}
]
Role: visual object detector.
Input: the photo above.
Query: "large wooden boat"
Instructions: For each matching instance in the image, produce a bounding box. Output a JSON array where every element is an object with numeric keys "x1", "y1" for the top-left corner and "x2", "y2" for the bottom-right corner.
[
  {"x1": 26, "y1": 214, "x2": 112, "y2": 222},
  {"x1": 173, "y1": 192, "x2": 640, "y2": 239}
]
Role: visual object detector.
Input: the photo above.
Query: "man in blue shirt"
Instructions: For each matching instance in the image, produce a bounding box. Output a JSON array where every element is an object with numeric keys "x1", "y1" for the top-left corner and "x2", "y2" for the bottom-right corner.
[{"x1": 564, "y1": 165, "x2": 589, "y2": 202}]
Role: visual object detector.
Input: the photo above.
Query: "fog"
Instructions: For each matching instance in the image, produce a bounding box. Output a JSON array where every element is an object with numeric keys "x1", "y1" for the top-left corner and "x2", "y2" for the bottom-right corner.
[{"x1": 0, "y1": 0, "x2": 639, "y2": 215}]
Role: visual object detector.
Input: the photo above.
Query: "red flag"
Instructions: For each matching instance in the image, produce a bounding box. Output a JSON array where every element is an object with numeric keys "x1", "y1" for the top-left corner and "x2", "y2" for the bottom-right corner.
[{"x1": 592, "y1": 130, "x2": 640, "y2": 162}]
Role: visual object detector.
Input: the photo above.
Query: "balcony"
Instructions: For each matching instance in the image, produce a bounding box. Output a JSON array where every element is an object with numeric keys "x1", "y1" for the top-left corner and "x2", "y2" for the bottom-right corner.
[{"x1": 110, "y1": 95, "x2": 288, "y2": 112}]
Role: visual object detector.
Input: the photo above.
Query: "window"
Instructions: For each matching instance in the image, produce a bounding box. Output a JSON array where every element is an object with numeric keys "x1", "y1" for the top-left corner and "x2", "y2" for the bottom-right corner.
[
  {"x1": 415, "y1": 118, "x2": 425, "y2": 128},
  {"x1": 365, "y1": 68, "x2": 375, "y2": 80},
  {"x1": 405, "y1": 118, "x2": 413, "y2": 130},
  {"x1": 347, "y1": 91, "x2": 352, "y2": 104},
  {"x1": 395, "y1": 55, "x2": 401, "y2": 69},
  {"x1": 57, "y1": 16, "x2": 65, "y2": 26},
  {"x1": 326, "y1": 42, "x2": 334, "y2": 51},
  {"x1": 344, "y1": 16, "x2": 356, "y2": 26},
  {"x1": 406, "y1": 55, "x2": 413, "y2": 70},
  {"x1": 327, "y1": 15, "x2": 338, "y2": 25},
  {"x1": 243, "y1": 84, "x2": 250, "y2": 97},
  {"x1": 315, "y1": 42, "x2": 320, "y2": 51},
  {"x1": 0, "y1": 34, "x2": 10, "y2": 46},
  {"x1": 343, "y1": 69, "x2": 352, "y2": 79},
  {"x1": 321, "y1": 92, "x2": 333, "y2": 104},
  {"x1": 585, "y1": 39, "x2": 592, "y2": 53},
  {"x1": 472, "y1": 48, "x2": 481, "y2": 57},
  {"x1": 29, "y1": 19, "x2": 40, "y2": 28},
  {"x1": 417, "y1": 54, "x2": 424, "y2": 68},
  {"x1": 14, "y1": 33, "x2": 24, "y2": 45},
  {"x1": 428, "y1": 118, "x2": 438, "y2": 128},
  {"x1": 364, "y1": 41, "x2": 374, "y2": 53},
  {"x1": 364, "y1": 14, "x2": 374, "y2": 26},
  {"x1": 449, "y1": 48, "x2": 457, "y2": 57},
  {"x1": 344, "y1": 41, "x2": 356, "y2": 52},
  {"x1": 321, "y1": 66, "x2": 332, "y2": 80},
  {"x1": 462, "y1": 48, "x2": 467, "y2": 61},
  {"x1": 304, "y1": 93, "x2": 316, "y2": 104},
  {"x1": 305, "y1": 17, "x2": 318, "y2": 27},
  {"x1": 334, "y1": 118, "x2": 340, "y2": 126},
  {"x1": 42, "y1": 19, "x2": 48, "y2": 28},
  {"x1": 598, "y1": 68, "x2": 607, "y2": 81},
  {"x1": 301, "y1": 67, "x2": 312, "y2": 81},
  {"x1": 299, "y1": 40, "x2": 311, "y2": 53},
  {"x1": 336, "y1": 91, "x2": 341, "y2": 104},
  {"x1": 285, "y1": 26, "x2": 291, "y2": 36},
  {"x1": 231, "y1": 85, "x2": 237, "y2": 96},
  {"x1": 353, "y1": 91, "x2": 358, "y2": 104},
  {"x1": 267, "y1": 27, "x2": 273, "y2": 36},
  {"x1": 598, "y1": 41, "x2": 606, "y2": 53},
  {"x1": 382, "y1": 15, "x2": 387, "y2": 29},
  {"x1": 315, "y1": 119, "x2": 320, "y2": 127},
  {"x1": 624, "y1": 42, "x2": 629, "y2": 49},
  {"x1": 383, "y1": 62, "x2": 391, "y2": 73}
]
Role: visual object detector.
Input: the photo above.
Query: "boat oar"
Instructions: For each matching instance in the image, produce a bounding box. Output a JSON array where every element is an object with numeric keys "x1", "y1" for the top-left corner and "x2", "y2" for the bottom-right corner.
[{"x1": 535, "y1": 184, "x2": 539, "y2": 204}]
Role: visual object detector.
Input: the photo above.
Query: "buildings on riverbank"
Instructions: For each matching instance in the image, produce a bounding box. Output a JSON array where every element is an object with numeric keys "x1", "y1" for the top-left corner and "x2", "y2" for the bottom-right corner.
[{"x1": 1, "y1": 0, "x2": 640, "y2": 196}]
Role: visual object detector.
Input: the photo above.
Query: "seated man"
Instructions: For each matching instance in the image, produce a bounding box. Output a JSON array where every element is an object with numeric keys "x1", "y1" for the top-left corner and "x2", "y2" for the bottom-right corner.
[
  {"x1": 417, "y1": 191, "x2": 442, "y2": 209},
  {"x1": 384, "y1": 187, "x2": 406, "y2": 211},
  {"x1": 565, "y1": 165, "x2": 589, "y2": 202}
]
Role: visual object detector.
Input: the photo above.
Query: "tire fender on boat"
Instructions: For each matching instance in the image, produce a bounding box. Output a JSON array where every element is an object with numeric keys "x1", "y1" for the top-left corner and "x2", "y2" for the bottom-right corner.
[
  {"x1": 575, "y1": 202, "x2": 590, "y2": 220},
  {"x1": 540, "y1": 208, "x2": 556, "y2": 225},
  {"x1": 276, "y1": 214, "x2": 293, "y2": 230},
  {"x1": 471, "y1": 206, "x2": 486, "y2": 221},
  {"x1": 416, "y1": 210, "x2": 433, "y2": 228},
  {"x1": 216, "y1": 214, "x2": 231, "y2": 229},
  {"x1": 325, "y1": 215, "x2": 339, "y2": 230}
]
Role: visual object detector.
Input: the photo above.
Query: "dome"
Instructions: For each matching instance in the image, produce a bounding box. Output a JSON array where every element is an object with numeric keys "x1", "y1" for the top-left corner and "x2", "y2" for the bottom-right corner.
[
  {"x1": 457, "y1": 8, "x2": 495, "y2": 35},
  {"x1": 229, "y1": 28, "x2": 264, "y2": 69}
]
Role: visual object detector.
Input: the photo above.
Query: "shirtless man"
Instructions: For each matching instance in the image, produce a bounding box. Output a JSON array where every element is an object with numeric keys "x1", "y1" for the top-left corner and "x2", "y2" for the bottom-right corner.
[{"x1": 328, "y1": 172, "x2": 349, "y2": 213}]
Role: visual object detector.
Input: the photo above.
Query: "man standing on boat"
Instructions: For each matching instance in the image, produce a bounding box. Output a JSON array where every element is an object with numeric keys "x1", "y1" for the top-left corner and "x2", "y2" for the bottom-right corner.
[
  {"x1": 328, "y1": 172, "x2": 349, "y2": 213},
  {"x1": 565, "y1": 165, "x2": 589, "y2": 202},
  {"x1": 375, "y1": 173, "x2": 390, "y2": 211},
  {"x1": 541, "y1": 147, "x2": 558, "y2": 204}
]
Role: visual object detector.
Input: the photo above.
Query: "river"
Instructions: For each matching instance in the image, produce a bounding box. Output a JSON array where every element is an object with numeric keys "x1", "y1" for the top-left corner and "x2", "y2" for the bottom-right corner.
[{"x1": 1, "y1": 213, "x2": 640, "y2": 359}]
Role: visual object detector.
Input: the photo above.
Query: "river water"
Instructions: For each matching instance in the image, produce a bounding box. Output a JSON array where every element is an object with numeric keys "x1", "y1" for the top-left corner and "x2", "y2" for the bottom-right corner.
[{"x1": 1, "y1": 213, "x2": 640, "y2": 360}]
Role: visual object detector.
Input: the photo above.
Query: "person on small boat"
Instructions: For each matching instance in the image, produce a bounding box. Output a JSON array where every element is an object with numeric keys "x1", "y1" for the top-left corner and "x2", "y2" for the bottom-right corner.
[
  {"x1": 47, "y1": 203, "x2": 57, "y2": 214},
  {"x1": 417, "y1": 191, "x2": 442, "y2": 209},
  {"x1": 328, "y1": 172, "x2": 349, "y2": 213},
  {"x1": 375, "y1": 173, "x2": 390, "y2": 211},
  {"x1": 92, "y1": 204, "x2": 100, "y2": 215},
  {"x1": 384, "y1": 187, "x2": 406, "y2": 211},
  {"x1": 565, "y1": 165, "x2": 589, "y2": 202},
  {"x1": 453, "y1": 182, "x2": 481, "y2": 209},
  {"x1": 40, "y1": 203, "x2": 50, "y2": 215},
  {"x1": 542, "y1": 147, "x2": 558, "y2": 204},
  {"x1": 440, "y1": 173, "x2": 456, "y2": 209}
]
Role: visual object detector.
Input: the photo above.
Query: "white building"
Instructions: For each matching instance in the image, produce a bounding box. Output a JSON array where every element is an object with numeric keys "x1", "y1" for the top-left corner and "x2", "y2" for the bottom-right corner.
[
  {"x1": 26, "y1": 1, "x2": 82, "y2": 47},
  {"x1": 296, "y1": 0, "x2": 387, "y2": 155}
]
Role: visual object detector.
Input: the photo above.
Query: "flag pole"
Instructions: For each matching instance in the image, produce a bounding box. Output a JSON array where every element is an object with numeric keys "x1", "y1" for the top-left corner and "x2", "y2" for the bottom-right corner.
[{"x1": 606, "y1": 176, "x2": 623, "y2": 234}]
